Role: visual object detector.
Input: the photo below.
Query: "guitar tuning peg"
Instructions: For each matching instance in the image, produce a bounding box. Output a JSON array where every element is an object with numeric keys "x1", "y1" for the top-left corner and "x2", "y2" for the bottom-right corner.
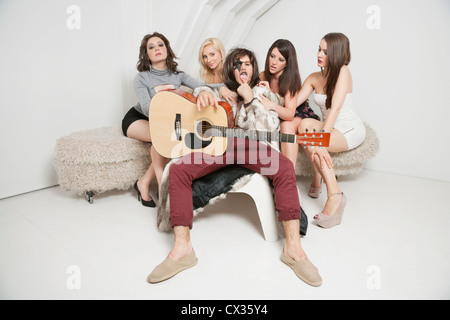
[
  {"x1": 321, "y1": 129, "x2": 325, "y2": 133},
  {"x1": 305, "y1": 129, "x2": 308, "y2": 133},
  {"x1": 313, "y1": 129, "x2": 316, "y2": 133}
]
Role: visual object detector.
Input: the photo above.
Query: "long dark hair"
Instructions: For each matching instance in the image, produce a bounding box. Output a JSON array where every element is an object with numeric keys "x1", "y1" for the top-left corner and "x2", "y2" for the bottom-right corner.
[
  {"x1": 322, "y1": 33, "x2": 351, "y2": 109},
  {"x1": 263, "y1": 39, "x2": 301, "y2": 98},
  {"x1": 136, "y1": 32, "x2": 179, "y2": 73},
  {"x1": 223, "y1": 47, "x2": 260, "y2": 100}
]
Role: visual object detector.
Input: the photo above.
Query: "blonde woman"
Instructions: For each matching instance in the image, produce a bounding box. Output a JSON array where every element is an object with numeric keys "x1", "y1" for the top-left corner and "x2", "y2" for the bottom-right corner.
[{"x1": 199, "y1": 38, "x2": 237, "y2": 106}]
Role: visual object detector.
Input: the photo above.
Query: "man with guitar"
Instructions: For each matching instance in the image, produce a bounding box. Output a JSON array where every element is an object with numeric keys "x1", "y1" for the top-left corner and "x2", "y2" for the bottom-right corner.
[{"x1": 148, "y1": 48, "x2": 332, "y2": 287}]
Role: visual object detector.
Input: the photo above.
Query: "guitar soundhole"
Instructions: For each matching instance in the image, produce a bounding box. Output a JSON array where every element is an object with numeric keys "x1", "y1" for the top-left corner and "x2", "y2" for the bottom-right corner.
[
  {"x1": 184, "y1": 121, "x2": 213, "y2": 151},
  {"x1": 196, "y1": 121, "x2": 213, "y2": 140}
]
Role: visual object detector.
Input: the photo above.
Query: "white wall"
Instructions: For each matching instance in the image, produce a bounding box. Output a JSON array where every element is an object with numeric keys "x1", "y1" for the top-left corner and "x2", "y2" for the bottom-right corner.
[
  {"x1": 1, "y1": 0, "x2": 449, "y2": 199},
  {"x1": 0, "y1": 0, "x2": 127, "y2": 199}
]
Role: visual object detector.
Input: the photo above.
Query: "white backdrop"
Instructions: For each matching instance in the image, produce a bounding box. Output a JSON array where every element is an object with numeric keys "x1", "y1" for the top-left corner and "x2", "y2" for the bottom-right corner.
[{"x1": 1, "y1": 0, "x2": 449, "y2": 199}]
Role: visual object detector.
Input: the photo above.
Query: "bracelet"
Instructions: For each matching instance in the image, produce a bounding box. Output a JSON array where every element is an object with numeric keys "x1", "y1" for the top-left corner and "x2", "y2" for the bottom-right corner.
[{"x1": 243, "y1": 98, "x2": 256, "y2": 108}]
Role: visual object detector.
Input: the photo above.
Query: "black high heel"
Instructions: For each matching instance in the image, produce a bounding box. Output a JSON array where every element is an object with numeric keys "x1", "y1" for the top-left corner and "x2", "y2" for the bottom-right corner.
[{"x1": 134, "y1": 181, "x2": 156, "y2": 207}]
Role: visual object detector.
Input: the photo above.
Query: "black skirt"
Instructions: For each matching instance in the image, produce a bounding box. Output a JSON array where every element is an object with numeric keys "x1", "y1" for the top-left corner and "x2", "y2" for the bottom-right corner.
[{"x1": 121, "y1": 107, "x2": 149, "y2": 136}]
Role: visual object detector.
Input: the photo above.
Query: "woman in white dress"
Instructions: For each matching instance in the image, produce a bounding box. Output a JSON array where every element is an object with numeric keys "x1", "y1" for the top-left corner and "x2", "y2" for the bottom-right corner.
[{"x1": 297, "y1": 33, "x2": 366, "y2": 228}]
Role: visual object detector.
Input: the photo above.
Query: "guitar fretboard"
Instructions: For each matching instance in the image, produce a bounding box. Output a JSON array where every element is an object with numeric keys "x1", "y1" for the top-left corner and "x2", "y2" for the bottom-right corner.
[{"x1": 207, "y1": 125, "x2": 295, "y2": 143}]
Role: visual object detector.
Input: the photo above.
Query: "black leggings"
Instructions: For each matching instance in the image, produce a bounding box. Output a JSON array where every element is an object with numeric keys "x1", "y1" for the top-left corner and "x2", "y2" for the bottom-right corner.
[{"x1": 122, "y1": 107, "x2": 149, "y2": 136}]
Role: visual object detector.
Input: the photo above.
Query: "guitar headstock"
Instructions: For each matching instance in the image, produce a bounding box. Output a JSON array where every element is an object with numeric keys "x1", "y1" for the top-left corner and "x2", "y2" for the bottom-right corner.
[{"x1": 296, "y1": 129, "x2": 330, "y2": 148}]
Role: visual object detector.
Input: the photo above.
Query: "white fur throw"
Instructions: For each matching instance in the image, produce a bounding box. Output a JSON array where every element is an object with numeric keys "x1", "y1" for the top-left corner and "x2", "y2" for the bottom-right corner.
[
  {"x1": 237, "y1": 86, "x2": 283, "y2": 134},
  {"x1": 54, "y1": 127, "x2": 151, "y2": 195},
  {"x1": 194, "y1": 85, "x2": 283, "y2": 151}
]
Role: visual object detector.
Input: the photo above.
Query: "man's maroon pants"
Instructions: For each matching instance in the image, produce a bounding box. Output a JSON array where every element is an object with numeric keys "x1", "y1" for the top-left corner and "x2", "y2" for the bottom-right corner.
[{"x1": 168, "y1": 138, "x2": 301, "y2": 229}]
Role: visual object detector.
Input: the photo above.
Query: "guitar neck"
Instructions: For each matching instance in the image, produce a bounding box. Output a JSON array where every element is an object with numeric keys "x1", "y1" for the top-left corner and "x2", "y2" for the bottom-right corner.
[{"x1": 209, "y1": 125, "x2": 295, "y2": 143}]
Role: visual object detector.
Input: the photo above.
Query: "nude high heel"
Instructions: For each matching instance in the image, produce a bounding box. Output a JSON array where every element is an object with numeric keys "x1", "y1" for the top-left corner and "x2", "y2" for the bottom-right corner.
[
  {"x1": 313, "y1": 192, "x2": 347, "y2": 228},
  {"x1": 308, "y1": 178, "x2": 323, "y2": 198}
]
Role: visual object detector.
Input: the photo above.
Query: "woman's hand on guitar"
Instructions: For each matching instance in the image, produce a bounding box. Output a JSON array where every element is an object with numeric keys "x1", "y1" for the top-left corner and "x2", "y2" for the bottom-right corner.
[
  {"x1": 197, "y1": 91, "x2": 220, "y2": 112},
  {"x1": 310, "y1": 146, "x2": 333, "y2": 169}
]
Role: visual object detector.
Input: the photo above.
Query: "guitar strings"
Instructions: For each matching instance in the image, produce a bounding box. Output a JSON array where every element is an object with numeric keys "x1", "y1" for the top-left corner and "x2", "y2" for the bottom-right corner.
[{"x1": 198, "y1": 122, "x2": 325, "y2": 145}]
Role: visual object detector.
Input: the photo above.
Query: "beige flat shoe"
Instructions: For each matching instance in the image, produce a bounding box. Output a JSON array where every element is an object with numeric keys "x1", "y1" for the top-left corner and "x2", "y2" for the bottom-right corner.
[
  {"x1": 281, "y1": 253, "x2": 322, "y2": 287},
  {"x1": 147, "y1": 250, "x2": 198, "y2": 283}
]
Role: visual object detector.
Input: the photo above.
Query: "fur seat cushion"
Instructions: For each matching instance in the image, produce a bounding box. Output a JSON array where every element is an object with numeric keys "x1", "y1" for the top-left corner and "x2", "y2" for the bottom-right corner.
[
  {"x1": 54, "y1": 127, "x2": 151, "y2": 194},
  {"x1": 54, "y1": 120, "x2": 378, "y2": 204},
  {"x1": 295, "y1": 123, "x2": 379, "y2": 176}
]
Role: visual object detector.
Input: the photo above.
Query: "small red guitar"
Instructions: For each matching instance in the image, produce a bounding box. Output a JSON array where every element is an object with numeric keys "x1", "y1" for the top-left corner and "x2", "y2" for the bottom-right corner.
[{"x1": 149, "y1": 90, "x2": 330, "y2": 158}]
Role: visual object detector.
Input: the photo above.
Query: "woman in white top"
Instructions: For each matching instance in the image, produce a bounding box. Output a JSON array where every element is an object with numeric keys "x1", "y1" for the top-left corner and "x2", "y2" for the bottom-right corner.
[{"x1": 296, "y1": 33, "x2": 366, "y2": 228}]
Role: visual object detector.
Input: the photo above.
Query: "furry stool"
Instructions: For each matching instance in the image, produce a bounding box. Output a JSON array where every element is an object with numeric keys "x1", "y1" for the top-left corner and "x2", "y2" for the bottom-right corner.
[
  {"x1": 295, "y1": 123, "x2": 379, "y2": 177},
  {"x1": 54, "y1": 127, "x2": 151, "y2": 203}
]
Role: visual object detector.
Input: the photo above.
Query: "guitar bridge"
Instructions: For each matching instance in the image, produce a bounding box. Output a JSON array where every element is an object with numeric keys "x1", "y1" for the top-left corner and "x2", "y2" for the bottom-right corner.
[{"x1": 174, "y1": 114, "x2": 182, "y2": 141}]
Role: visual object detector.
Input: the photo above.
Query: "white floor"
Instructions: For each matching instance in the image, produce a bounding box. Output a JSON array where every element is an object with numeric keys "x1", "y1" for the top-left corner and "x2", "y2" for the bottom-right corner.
[{"x1": 0, "y1": 169, "x2": 449, "y2": 300}]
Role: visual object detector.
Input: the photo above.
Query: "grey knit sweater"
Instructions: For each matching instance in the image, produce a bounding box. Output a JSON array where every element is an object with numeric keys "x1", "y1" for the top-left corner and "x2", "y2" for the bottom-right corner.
[{"x1": 133, "y1": 67, "x2": 222, "y2": 117}]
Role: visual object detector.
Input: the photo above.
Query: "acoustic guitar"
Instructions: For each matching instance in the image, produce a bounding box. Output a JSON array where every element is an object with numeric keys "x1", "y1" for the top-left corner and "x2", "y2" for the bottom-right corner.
[{"x1": 149, "y1": 89, "x2": 330, "y2": 159}]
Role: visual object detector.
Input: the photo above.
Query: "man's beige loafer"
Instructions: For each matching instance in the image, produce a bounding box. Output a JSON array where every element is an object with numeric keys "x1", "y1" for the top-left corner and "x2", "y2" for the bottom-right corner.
[
  {"x1": 147, "y1": 251, "x2": 198, "y2": 283},
  {"x1": 281, "y1": 253, "x2": 322, "y2": 287}
]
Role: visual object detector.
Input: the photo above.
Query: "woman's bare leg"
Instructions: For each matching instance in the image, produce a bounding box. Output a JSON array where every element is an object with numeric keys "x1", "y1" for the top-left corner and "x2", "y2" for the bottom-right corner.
[
  {"x1": 126, "y1": 119, "x2": 156, "y2": 201},
  {"x1": 298, "y1": 119, "x2": 348, "y2": 216}
]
